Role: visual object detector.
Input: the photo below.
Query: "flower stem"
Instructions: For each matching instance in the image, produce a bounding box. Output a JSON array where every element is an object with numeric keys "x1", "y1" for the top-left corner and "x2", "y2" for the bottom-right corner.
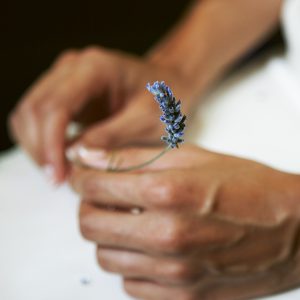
[{"x1": 107, "y1": 146, "x2": 171, "y2": 172}]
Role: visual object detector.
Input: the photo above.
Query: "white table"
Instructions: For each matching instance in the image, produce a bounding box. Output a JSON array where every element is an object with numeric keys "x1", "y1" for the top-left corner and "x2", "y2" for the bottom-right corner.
[{"x1": 1, "y1": 50, "x2": 300, "y2": 300}]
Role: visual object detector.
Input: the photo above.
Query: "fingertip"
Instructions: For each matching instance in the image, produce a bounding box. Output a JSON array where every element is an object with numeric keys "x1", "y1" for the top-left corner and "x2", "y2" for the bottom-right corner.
[
  {"x1": 44, "y1": 145, "x2": 67, "y2": 185},
  {"x1": 65, "y1": 145, "x2": 79, "y2": 162},
  {"x1": 43, "y1": 111, "x2": 70, "y2": 184},
  {"x1": 52, "y1": 164, "x2": 67, "y2": 186},
  {"x1": 42, "y1": 164, "x2": 60, "y2": 186}
]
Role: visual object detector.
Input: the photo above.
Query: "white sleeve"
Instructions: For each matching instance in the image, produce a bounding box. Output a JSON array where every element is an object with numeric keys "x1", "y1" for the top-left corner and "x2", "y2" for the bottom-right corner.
[{"x1": 282, "y1": 0, "x2": 300, "y2": 77}]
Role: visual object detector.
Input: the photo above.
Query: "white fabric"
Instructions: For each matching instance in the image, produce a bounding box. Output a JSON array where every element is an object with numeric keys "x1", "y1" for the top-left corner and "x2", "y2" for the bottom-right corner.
[
  {"x1": 283, "y1": 0, "x2": 300, "y2": 78},
  {"x1": 1, "y1": 0, "x2": 300, "y2": 299}
]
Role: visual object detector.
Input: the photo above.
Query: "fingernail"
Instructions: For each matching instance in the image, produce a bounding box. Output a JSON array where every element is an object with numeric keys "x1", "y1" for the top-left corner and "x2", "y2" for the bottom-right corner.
[
  {"x1": 77, "y1": 146, "x2": 109, "y2": 169},
  {"x1": 65, "y1": 146, "x2": 78, "y2": 162},
  {"x1": 43, "y1": 164, "x2": 58, "y2": 185},
  {"x1": 78, "y1": 146, "x2": 106, "y2": 158}
]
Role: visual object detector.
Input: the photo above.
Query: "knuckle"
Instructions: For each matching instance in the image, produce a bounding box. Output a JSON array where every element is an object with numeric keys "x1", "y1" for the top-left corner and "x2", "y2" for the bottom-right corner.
[
  {"x1": 18, "y1": 94, "x2": 64, "y2": 119},
  {"x1": 56, "y1": 49, "x2": 78, "y2": 64},
  {"x1": 19, "y1": 101, "x2": 42, "y2": 118},
  {"x1": 154, "y1": 218, "x2": 186, "y2": 254},
  {"x1": 149, "y1": 179, "x2": 178, "y2": 208},
  {"x1": 81, "y1": 46, "x2": 102, "y2": 59}
]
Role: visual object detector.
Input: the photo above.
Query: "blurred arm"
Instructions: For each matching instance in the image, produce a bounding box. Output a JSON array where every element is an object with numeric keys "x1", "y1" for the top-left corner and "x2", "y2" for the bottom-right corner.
[{"x1": 147, "y1": 0, "x2": 283, "y2": 100}]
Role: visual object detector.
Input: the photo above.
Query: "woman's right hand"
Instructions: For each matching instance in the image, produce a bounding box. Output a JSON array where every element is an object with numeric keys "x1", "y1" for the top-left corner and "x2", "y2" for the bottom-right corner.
[{"x1": 9, "y1": 46, "x2": 196, "y2": 184}]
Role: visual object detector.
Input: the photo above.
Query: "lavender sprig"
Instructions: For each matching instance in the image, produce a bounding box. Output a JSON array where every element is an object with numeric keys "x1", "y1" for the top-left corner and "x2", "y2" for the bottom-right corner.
[
  {"x1": 146, "y1": 81, "x2": 186, "y2": 148},
  {"x1": 107, "y1": 81, "x2": 186, "y2": 172}
]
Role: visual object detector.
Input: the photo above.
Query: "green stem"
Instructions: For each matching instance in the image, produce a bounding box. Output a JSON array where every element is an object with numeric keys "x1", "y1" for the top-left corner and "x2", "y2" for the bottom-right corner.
[{"x1": 107, "y1": 146, "x2": 171, "y2": 172}]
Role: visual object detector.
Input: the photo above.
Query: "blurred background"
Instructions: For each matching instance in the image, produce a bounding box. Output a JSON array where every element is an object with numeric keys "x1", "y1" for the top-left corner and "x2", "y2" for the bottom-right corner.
[
  {"x1": 1, "y1": 0, "x2": 193, "y2": 151},
  {"x1": 1, "y1": 0, "x2": 282, "y2": 152}
]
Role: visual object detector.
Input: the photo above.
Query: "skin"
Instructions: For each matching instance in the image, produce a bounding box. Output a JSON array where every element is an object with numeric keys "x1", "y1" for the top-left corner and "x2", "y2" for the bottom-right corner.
[
  {"x1": 8, "y1": 49, "x2": 195, "y2": 182},
  {"x1": 9, "y1": 0, "x2": 282, "y2": 184},
  {"x1": 10, "y1": 0, "x2": 297, "y2": 298},
  {"x1": 69, "y1": 145, "x2": 300, "y2": 300}
]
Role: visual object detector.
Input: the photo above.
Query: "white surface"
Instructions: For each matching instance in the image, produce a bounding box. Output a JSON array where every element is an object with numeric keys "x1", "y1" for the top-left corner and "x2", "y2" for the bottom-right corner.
[
  {"x1": 1, "y1": 1, "x2": 300, "y2": 299},
  {"x1": 283, "y1": 0, "x2": 300, "y2": 77},
  {"x1": 0, "y1": 149, "x2": 132, "y2": 300}
]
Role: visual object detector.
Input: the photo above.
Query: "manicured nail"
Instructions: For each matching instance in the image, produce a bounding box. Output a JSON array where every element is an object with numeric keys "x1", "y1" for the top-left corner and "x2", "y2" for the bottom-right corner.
[
  {"x1": 77, "y1": 146, "x2": 109, "y2": 169},
  {"x1": 43, "y1": 164, "x2": 58, "y2": 185}
]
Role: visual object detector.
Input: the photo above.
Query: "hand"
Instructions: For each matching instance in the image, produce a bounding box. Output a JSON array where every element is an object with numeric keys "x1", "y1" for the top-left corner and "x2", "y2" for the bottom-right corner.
[
  {"x1": 69, "y1": 144, "x2": 300, "y2": 300},
  {"x1": 9, "y1": 46, "x2": 195, "y2": 183}
]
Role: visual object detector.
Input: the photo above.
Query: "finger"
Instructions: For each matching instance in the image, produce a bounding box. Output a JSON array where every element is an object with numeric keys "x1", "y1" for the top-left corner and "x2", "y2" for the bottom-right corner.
[
  {"x1": 96, "y1": 247, "x2": 204, "y2": 285},
  {"x1": 9, "y1": 110, "x2": 44, "y2": 164},
  {"x1": 29, "y1": 59, "x2": 102, "y2": 182},
  {"x1": 69, "y1": 166, "x2": 154, "y2": 208},
  {"x1": 66, "y1": 142, "x2": 213, "y2": 172},
  {"x1": 9, "y1": 90, "x2": 52, "y2": 166},
  {"x1": 9, "y1": 53, "x2": 78, "y2": 167},
  {"x1": 80, "y1": 201, "x2": 242, "y2": 257},
  {"x1": 79, "y1": 201, "x2": 153, "y2": 252},
  {"x1": 42, "y1": 110, "x2": 70, "y2": 183},
  {"x1": 38, "y1": 70, "x2": 96, "y2": 182},
  {"x1": 123, "y1": 278, "x2": 198, "y2": 300},
  {"x1": 11, "y1": 49, "x2": 105, "y2": 182},
  {"x1": 74, "y1": 96, "x2": 164, "y2": 149},
  {"x1": 69, "y1": 165, "x2": 205, "y2": 211},
  {"x1": 66, "y1": 144, "x2": 170, "y2": 171}
]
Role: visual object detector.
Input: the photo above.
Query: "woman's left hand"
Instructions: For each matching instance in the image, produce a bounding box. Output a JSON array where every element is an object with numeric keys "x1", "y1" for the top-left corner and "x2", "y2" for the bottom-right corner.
[{"x1": 69, "y1": 144, "x2": 300, "y2": 300}]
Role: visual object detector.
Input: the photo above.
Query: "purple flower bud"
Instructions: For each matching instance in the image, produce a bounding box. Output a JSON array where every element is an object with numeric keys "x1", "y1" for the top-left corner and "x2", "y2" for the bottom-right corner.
[{"x1": 146, "y1": 81, "x2": 186, "y2": 148}]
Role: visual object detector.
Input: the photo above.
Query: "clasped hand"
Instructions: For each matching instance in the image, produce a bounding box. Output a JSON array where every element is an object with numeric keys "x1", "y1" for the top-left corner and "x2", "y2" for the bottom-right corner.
[{"x1": 69, "y1": 144, "x2": 300, "y2": 300}]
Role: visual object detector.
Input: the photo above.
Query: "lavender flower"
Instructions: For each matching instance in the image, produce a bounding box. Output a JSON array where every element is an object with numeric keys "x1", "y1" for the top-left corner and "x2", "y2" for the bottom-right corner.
[
  {"x1": 103, "y1": 81, "x2": 187, "y2": 172},
  {"x1": 146, "y1": 81, "x2": 186, "y2": 148}
]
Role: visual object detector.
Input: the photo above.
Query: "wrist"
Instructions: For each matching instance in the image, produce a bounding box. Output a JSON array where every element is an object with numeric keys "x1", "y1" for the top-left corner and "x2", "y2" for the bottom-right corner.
[
  {"x1": 291, "y1": 174, "x2": 300, "y2": 217},
  {"x1": 145, "y1": 49, "x2": 212, "y2": 100},
  {"x1": 144, "y1": 55, "x2": 209, "y2": 114},
  {"x1": 280, "y1": 173, "x2": 300, "y2": 219}
]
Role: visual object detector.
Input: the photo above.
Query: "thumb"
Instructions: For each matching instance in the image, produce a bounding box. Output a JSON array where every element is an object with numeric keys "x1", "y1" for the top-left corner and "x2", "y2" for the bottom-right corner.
[
  {"x1": 65, "y1": 143, "x2": 201, "y2": 172},
  {"x1": 66, "y1": 145, "x2": 170, "y2": 172},
  {"x1": 73, "y1": 99, "x2": 163, "y2": 150}
]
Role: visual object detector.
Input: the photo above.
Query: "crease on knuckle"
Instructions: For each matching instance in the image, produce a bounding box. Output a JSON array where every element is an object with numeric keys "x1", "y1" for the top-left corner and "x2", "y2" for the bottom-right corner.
[
  {"x1": 149, "y1": 179, "x2": 178, "y2": 208},
  {"x1": 155, "y1": 218, "x2": 186, "y2": 254}
]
